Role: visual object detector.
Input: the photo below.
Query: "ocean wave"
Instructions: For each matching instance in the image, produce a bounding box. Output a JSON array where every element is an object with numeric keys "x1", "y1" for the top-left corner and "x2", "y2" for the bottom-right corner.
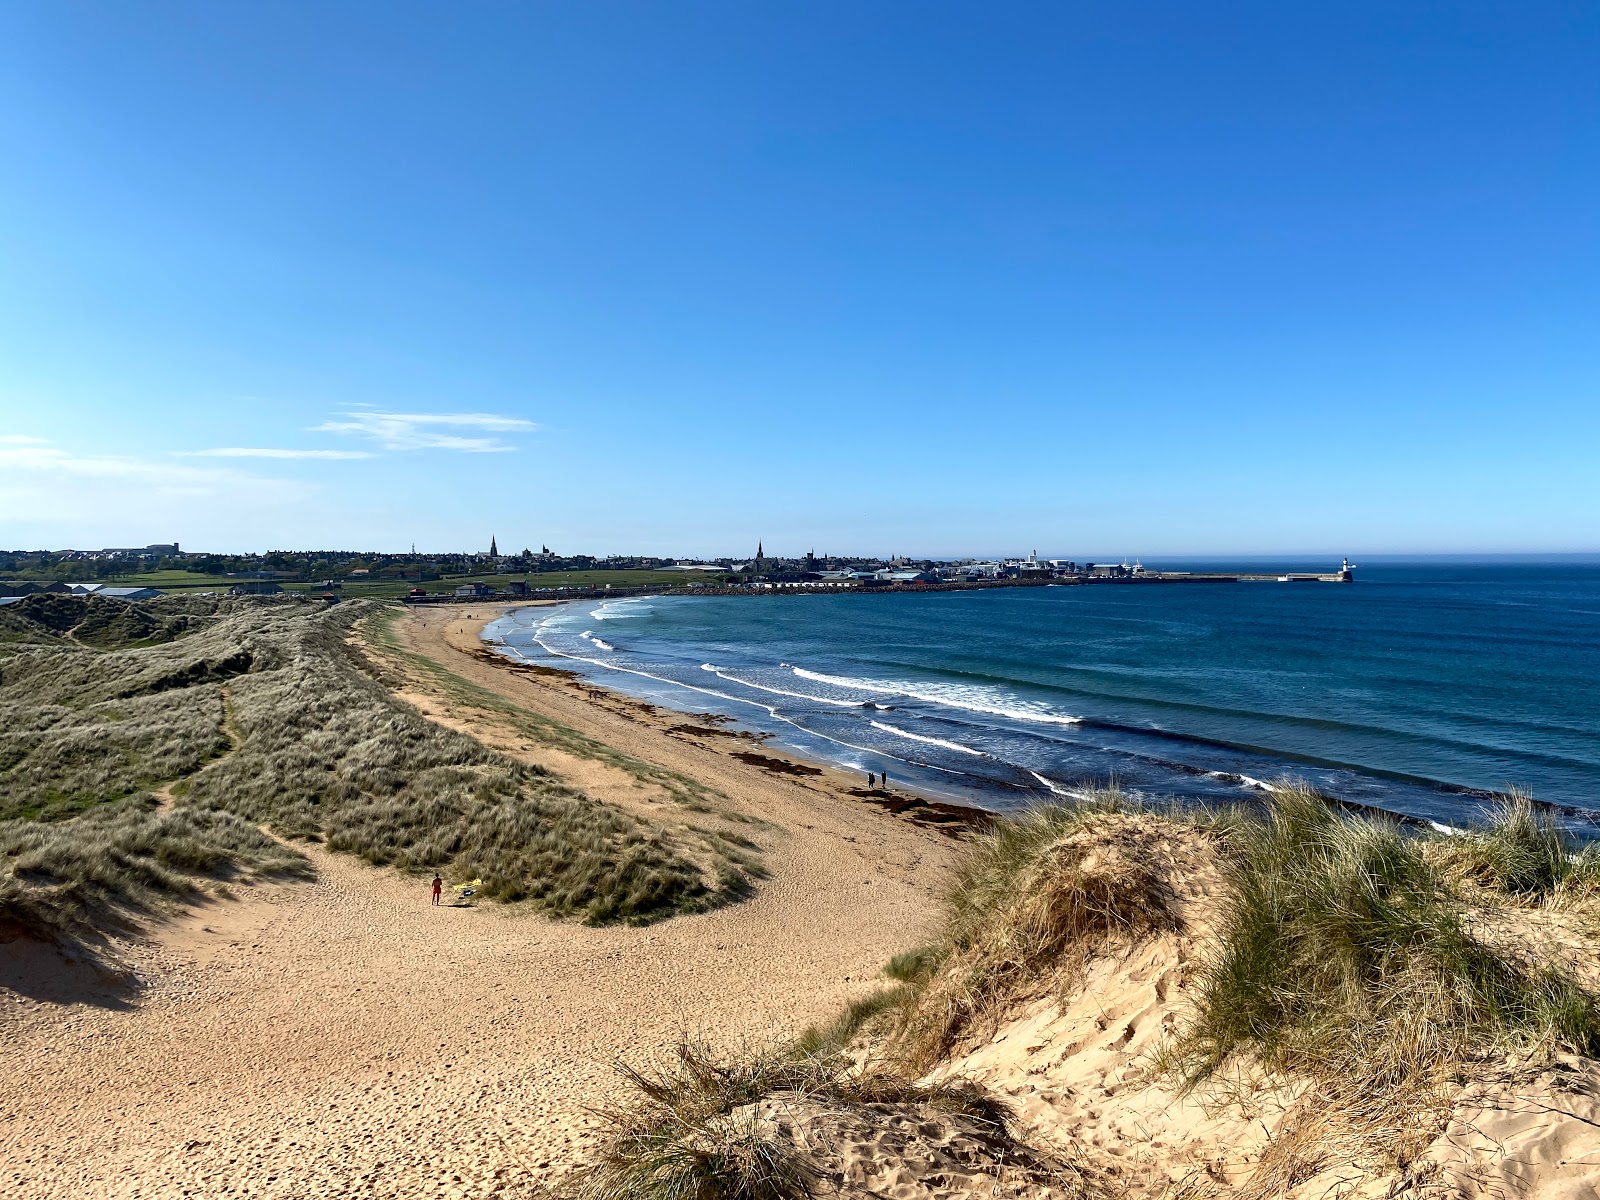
[
  {"x1": 581, "y1": 631, "x2": 616, "y2": 652},
  {"x1": 793, "y1": 667, "x2": 1083, "y2": 727},
  {"x1": 1207, "y1": 770, "x2": 1275, "y2": 791},
  {"x1": 523, "y1": 631, "x2": 963, "y2": 774},
  {"x1": 703, "y1": 668, "x2": 868, "y2": 708},
  {"x1": 590, "y1": 599, "x2": 648, "y2": 620},
  {"x1": 869, "y1": 721, "x2": 986, "y2": 757},
  {"x1": 1028, "y1": 770, "x2": 1105, "y2": 801}
]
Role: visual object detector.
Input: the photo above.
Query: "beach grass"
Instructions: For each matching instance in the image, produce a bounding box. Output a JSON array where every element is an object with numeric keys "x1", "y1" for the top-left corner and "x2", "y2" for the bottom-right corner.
[
  {"x1": 0, "y1": 592, "x2": 214, "y2": 649},
  {"x1": 889, "y1": 797, "x2": 1204, "y2": 1071},
  {"x1": 361, "y1": 605, "x2": 735, "y2": 814},
  {"x1": 565, "y1": 1039, "x2": 1021, "y2": 1200},
  {"x1": 1428, "y1": 790, "x2": 1600, "y2": 901},
  {"x1": 784, "y1": 783, "x2": 1600, "y2": 1155},
  {"x1": 1168, "y1": 786, "x2": 1600, "y2": 1092},
  {"x1": 792, "y1": 985, "x2": 916, "y2": 1058},
  {"x1": 0, "y1": 798, "x2": 311, "y2": 943},
  {"x1": 1, "y1": 596, "x2": 752, "y2": 946}
]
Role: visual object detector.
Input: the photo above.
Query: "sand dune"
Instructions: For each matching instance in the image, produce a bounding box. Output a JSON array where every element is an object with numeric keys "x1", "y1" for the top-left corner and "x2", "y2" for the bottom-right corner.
[
  {"x1": 8, "y1": 602, "x2": 1599, "y2": 1200},
  {"x1": 2, "y1": 605, "x2": 961, "y2": 1198}
]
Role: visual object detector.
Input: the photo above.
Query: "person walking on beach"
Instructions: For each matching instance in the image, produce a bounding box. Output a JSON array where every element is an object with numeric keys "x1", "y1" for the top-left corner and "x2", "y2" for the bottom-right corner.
[{"x1": 431, "y1": 874, "x2": 443, "y2": 906}]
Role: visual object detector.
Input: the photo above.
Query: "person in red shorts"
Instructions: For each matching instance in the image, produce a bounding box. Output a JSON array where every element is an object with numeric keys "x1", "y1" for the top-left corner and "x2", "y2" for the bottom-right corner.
[{"x1": 431, "y1": 874, "x2": 443, "y2": 906}]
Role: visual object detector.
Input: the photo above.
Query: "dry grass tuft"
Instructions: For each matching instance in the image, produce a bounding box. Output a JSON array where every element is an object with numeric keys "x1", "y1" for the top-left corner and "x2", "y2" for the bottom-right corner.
[
  {"x1": 565, "y1": 1039, "x2": 1034, "y2": 1200},
  {"x1": 890, "y1": 798, "x2": 1199, "y2": 1070},
  {"x1": 1428, "y1": 789, "x2": 1600, "y2": 903},
  {"x1": 1163, "y1": 784, "x2": 1600, "y2": 1159},
  {"x1": 0, "y1": 798, "x2": 310, "y2": 942}
]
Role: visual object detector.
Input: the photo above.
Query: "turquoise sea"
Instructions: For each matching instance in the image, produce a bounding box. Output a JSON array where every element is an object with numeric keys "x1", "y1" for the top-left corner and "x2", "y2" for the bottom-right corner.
[{"x1": 488, "y1": 559, "x2": 1600, "y2": 831}]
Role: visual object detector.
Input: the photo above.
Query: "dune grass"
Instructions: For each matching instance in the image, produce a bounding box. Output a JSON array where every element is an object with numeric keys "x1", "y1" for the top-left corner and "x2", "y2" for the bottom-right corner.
[
  {"x1": 362, "y1": 605, "x2": 734, "y2": 814},
  {"x1": 180, "y1": 606, "x2": 750, "y2": 922},
  {"x1": 1167, "y1": 786, "x2": 1600, "y2": 1100},
  {"x1": 565, "y1": 1039, "x2": 1018, "y2": 1200},
  {"x1": 0, "y1": 592, "x2": 212, "y2": 648},
  {"x1": 0, "y1": 799, "x2": 311, "y2": 943},
  {"x1": 1428, "y1": 790, "x2": 1600, "y2": 902},
  {"x1": 785, "y1": 784, "x2": 1600, "y2": 1150},
  {"x1": 1, "y1": 597, "x2": 753, "y2": 946},
  {"x1": 578, "y1": 787, "x2": 1599, "y2": 1199},
  {"x1": 889, "y1": 796, "x2": 1207, "y2": 1070},
  {"x1": 792, "y1": 985, "x2": 916, "y2": 1059}
]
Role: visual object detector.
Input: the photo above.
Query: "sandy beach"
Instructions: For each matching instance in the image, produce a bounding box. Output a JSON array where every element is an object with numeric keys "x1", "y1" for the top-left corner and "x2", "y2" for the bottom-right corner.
[
  {"x1": 9, "y1": 600, "x2": 1600, "y2": 1200},
  {"x1": 1, "y1": 603, "x2": 964, "y2": 1199}
]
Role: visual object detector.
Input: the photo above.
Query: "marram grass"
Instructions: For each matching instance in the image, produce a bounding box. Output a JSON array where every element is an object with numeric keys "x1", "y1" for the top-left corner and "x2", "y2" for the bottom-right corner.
[{"x1": 1, "y1": 597, "x2": 752, "y2": 945}]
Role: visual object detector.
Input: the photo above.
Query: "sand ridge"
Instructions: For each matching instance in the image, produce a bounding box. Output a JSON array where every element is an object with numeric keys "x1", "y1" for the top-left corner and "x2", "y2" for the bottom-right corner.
[{"x1": 1, "y1": 603, "x2": 962, "y2": 1199}]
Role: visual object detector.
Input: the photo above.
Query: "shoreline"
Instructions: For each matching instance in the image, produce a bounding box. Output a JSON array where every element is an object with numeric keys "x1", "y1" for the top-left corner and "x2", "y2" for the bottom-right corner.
[
  {"x1": 477, "y1": 596, "x2": 1600, "y2": 838},
  {"x1": 460, "y1": 600, "x2": 995, "y2": 837},
  {"x1": 4, "y1": 600, "x2": 975, "y2": 1197}
]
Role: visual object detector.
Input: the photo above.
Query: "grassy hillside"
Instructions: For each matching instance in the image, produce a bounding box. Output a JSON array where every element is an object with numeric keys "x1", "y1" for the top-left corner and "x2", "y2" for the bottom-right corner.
[
  {"x1": 0, "y1": 596, "x2": 751, "y2": 948},
  {"x1": 0, "y1": 592, "x2": 216, "y2": 648}
]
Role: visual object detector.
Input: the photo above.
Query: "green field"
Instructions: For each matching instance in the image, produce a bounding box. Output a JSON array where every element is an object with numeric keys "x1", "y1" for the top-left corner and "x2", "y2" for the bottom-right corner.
[
  {"x1": 3, "y1": 568, "x2": 716, "y2": 599},
  {"x1": 310, "y1": 569, "x2": 705, "y2": 598}
]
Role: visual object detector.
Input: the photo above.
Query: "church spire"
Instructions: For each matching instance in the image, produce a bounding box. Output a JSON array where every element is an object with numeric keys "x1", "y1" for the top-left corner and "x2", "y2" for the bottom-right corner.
[{"x1": 489, "y1": 534, "x2": 498, "y2": 557}]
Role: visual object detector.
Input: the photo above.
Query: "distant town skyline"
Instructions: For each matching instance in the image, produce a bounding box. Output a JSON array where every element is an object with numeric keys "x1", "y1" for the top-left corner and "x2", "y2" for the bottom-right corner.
[{"x1": 3, "y1": 5, "x2": 1597, "y2": 555}]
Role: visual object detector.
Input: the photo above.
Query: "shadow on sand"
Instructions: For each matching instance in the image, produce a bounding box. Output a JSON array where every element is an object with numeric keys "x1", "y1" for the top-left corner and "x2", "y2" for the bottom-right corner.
[{"x1": 0, "y1": 927, "x2": 141, "y2": 1010}]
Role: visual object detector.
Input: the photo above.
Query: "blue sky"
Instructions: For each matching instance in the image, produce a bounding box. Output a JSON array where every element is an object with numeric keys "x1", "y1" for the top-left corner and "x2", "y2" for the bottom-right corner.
[{"x1": 1, "y1": 2, "x2": 1596, "y2": 558}]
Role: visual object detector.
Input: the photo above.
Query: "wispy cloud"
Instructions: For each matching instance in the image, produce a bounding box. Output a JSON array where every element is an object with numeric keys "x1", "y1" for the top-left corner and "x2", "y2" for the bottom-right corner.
[
  {"x1": 311, "y1": 410, "x2": 536, "y2": 453},
  {"x1": 0, "y1": 441, "x2": 300, "y2": 499},
  {"x1": 182, "y1": 447, "x2": 376, "y2": 460},
  {"x1": 0, "y1": 439, "x2": 306, "y2": 542},
  {"x1": 0, "y1": 434, "x2": 51, "y2": 445}
]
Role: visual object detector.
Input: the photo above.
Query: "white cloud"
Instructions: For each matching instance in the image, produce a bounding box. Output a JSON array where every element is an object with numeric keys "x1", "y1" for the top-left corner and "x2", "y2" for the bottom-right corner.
[
  {"x1": 0, "y1": 444, "x2": 299, "y2": 500},
  {"x1": 311, "y1": 410, "x2": 536, "y2": 453},
  {"x1": 182, "y1": 447, "x2": 376, "y2": 460},
  {"x1": 0, "y1": 434, "x2": 51, "y2": 444}
]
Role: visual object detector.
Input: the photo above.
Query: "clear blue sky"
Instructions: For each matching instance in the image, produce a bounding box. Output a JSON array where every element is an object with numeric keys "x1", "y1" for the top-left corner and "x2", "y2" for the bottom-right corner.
[{"x1": 1, "y1": 2, "x2": 1596, "y2": 558}]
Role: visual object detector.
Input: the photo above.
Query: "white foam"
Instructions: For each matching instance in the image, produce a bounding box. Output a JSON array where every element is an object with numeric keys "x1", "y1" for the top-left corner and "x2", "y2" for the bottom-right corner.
[
  {"x1": 793, "y1": 667, "x2": 1082, "y2": 727},
  {"x1": 590, "y1": 598, "x2": 648, "y2": 620},
  {"x1": 870, "y1": 721, "x2": 986, "y2": 757},
  {"x1": 580, "y1": 631, "x2": 615, "y2": 652},
  {"x1": 708, "y1": 669, "x2": 866, "y2": 708},
  {"x1": 1029, "y1": 771, "x2": 1109, "y2": 802},
  {"x1": 527, "y1": 631, "x2": 955, "y2": 771},
  {"x1": 1205, "y1": 770, "x2": 1275, "y2": 792}
]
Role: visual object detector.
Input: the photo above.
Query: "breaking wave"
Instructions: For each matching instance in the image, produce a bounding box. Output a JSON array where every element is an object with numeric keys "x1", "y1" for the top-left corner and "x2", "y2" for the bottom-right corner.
[
  {"x1": 869, "y1": 721, "x2": 986, "y2": 757},
  {"x1": 794, "y1": 667, "x2": 1082, "y2": 727}
]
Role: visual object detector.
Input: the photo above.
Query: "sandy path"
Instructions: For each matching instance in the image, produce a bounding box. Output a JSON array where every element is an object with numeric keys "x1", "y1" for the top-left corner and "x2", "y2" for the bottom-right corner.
[{"x1": 1, "y1": 603, "x2": 959, "y2": 1199}]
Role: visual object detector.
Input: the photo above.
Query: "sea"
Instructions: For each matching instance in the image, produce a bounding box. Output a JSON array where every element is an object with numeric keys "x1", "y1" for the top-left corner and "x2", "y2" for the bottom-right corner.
[{"x1": 485, "y1": 559, "x2": 1600, "y2": 832}]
